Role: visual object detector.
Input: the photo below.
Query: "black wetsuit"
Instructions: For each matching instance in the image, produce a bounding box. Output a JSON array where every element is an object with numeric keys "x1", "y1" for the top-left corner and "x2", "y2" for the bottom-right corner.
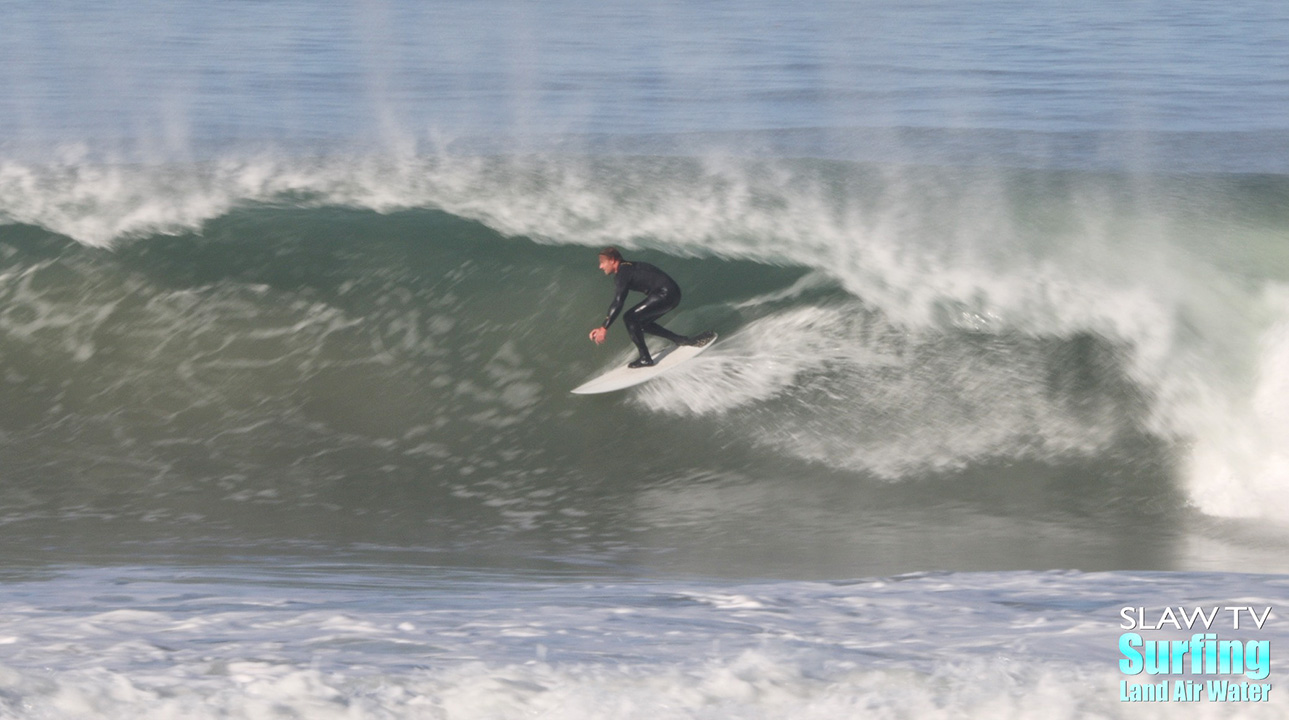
[{"x1": 601, "y1": 260, "x2": 690, "y2": 365}]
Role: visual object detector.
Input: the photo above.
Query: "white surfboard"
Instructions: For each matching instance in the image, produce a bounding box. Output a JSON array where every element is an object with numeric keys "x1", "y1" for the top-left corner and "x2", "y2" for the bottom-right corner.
[{"x1": 571, "y1": 332, "x2": 717, "y2": 395}]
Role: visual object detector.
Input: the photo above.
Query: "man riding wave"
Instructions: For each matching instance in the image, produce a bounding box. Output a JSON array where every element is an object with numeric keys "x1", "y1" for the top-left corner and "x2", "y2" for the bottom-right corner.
[{"x1": 588, "y1": 247, "x2": 713, "y2": 368}]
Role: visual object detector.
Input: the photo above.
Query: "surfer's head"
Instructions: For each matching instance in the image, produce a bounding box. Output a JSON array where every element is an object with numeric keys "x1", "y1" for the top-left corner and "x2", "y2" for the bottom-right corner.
[{"x1": 598, "y1": 247, "x2": 622, "y2": 274}]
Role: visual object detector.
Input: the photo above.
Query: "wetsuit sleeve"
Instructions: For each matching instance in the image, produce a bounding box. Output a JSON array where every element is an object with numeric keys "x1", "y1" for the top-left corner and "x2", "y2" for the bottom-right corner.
[{"x1": 602, "y1": 271, "x2": 630, "y2": 329}]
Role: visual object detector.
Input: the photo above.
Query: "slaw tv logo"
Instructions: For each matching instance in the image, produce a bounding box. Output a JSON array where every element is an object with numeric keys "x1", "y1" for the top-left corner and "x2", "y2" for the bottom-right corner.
[{"x1": 1118, "y1": 606, "x2": 1272, "y2": 704}]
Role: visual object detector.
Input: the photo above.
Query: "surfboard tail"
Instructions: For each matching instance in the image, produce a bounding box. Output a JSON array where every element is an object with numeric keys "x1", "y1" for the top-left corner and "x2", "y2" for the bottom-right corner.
[{"x1": 684, "y1": 330, "x2": 717, "y2": 348}]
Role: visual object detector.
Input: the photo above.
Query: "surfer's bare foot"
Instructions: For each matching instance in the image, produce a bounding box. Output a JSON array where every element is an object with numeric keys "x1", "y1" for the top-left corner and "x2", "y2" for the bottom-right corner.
[{"x1": 628, "y1": 357, "x2": 655, "y2": 369}]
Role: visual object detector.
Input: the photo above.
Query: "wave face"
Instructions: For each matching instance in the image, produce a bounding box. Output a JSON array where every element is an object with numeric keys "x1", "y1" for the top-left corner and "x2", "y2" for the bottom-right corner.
[{"x1": 1, "y1": 150, "x2": 1287, "y2": 575}]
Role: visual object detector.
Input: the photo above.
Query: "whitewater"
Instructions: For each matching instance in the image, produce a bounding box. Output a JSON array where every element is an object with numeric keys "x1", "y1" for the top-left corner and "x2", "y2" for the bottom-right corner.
[{"x1": 2, "y1": 0, "x2": 1289, "y2": 717}]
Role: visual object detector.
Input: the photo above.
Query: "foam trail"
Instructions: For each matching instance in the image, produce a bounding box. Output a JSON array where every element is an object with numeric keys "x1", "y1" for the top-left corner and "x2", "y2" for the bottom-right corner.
[
  {"x1": 637, "y1": 299, "x2": 1137, "y2": 479},
  {"x1": 635, "y1": 305, "x2": 880, "y2": 415}
]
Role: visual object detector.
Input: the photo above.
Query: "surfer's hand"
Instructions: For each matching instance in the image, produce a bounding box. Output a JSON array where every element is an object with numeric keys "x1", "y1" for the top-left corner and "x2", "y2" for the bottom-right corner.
[{"x1": 589, "y1": 327, "x2": 607, "y2": 344}]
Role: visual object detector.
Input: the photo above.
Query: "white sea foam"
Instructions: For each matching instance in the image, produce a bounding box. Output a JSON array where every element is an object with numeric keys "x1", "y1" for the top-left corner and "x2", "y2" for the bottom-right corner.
[
  {"x1": 1181, "y1": 287, "x2": 1289, "y2": 519},
  {"x1": 12, "y1": 658, "x2": 1264, "y2": 720},
  {"x1": 1, "y1": 566, "x2": 1284, "y2": 720},
  {"x1": 635, "y1": 300, "x2": 1134, "y2": 478}
]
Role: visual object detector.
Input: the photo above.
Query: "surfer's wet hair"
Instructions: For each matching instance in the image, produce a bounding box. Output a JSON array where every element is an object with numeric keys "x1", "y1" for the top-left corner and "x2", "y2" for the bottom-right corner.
[{"x1": 598, "y1": 247, "x2": 623, "y2": 262}]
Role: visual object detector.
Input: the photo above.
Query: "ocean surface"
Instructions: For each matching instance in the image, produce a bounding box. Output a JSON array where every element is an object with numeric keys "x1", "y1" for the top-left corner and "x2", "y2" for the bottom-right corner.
[{"x1": 2, "y1": 1, "x2": 1289, "y2": 717}]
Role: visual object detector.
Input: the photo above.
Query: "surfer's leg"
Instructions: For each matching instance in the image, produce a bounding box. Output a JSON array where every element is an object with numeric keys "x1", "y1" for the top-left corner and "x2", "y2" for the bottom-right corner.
[
  {"x1": 623, "y1": 291, "x2": 680, "y2": 366},
  {"x1": 629, "y1": 290, "x2": 689, "y2": 346},
  {"x1": 623, "y1": 300, "x2": 658, "y2": 366}
]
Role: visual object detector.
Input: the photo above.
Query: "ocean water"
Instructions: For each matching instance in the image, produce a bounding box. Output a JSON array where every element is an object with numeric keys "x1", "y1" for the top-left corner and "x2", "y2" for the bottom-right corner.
[{"x1": 2, "y1": 1, "x2": 1289, "y2": 717}]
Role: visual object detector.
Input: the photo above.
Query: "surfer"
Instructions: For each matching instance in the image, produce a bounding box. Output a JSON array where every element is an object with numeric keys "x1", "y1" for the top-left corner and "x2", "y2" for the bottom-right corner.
[{"x1": 589, "y1": 247, "x2": 704, "y2": 368}]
